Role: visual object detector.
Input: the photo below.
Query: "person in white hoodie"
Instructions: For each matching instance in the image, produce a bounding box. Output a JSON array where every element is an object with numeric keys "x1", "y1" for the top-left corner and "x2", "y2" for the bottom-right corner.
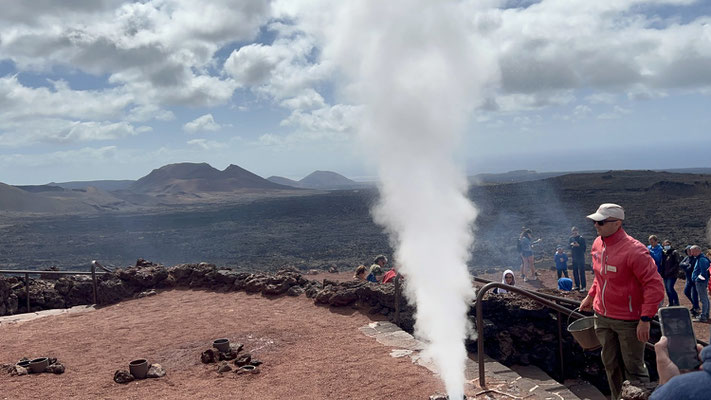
[{"x1": 494, "y1": 269, "x2": 516, "y2": 294}]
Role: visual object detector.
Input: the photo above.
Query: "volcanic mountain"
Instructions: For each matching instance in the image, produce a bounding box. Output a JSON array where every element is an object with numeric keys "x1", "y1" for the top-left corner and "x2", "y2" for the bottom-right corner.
[
  {"x1": 129, "y1": 162, "x2": 291, "y2": 194},
  {"x1": 0, "y1": 182, "x2": 95, "y2": 213},
  {"x1": 268, "y1": 170, "x2": 361, "y2": 190}
]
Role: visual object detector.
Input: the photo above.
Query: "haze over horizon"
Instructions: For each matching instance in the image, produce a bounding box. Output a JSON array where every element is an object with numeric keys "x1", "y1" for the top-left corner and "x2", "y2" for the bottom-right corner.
[{"x1": 1, "y1": 0, "x2": 711, "y2": 185}]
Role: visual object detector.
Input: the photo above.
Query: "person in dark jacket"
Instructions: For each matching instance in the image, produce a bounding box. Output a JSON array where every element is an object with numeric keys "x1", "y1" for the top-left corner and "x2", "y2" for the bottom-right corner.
[
  {"x1": 650, "y1": 336, "x2": 708, "y2": 400},
  {"x1": 680, "y1": 245, "x2": 700, "y2": 316},
  {"x1": 568, "y1": 226, "x2": 587, "y2": 291},
  {"x1": 660, "y1": 240, "x2": 680, "y2": 306}
]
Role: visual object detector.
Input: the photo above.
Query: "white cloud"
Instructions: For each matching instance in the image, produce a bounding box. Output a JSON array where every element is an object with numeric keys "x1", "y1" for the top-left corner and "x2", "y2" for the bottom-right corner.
[
  {"x1": 0, "y1": 146, "x2": 119, "y2": 168},
  {"x1": 597, "y1": 105, "x2": 633, "y2": 120},
  {"x1": 183, "y1": 114, "x2": 221, "y2": 133},
  {"x1": 280, "y1": 104, "x2": 361, "y2": 136},
  {"x1": 573, "y1": 104, "x2": 592, "y2": 117},
  {"x1": 186, "y1": 138, "x2": 227, "y2": 150},
  {"x1": 0, "y1": 118, "x2": 147, "y2": 147}
]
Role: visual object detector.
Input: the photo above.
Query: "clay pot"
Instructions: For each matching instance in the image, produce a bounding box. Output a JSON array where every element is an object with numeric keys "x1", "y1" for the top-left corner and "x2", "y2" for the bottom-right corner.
[
  {"x1": 16, "y1": 360, "x2": 31, "y2": 368},
  {"x1": 213, "y1": 338, "x2": 230, "y2": 353},
  {"x1": 29, "y1": 357, "x2": 49, "y2": 373},
  {"x1": 129, "y1": 359, "x2": 149, "y2": 379}
]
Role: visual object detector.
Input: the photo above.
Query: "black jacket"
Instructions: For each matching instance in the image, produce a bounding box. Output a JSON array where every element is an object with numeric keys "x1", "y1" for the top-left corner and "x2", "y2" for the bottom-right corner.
[
  {"x1": 661, "y1": 248, "x2": 680, "y2": 279},
  {"x1": 568, "y1": 235, "x2": 586, "y2": 261}
]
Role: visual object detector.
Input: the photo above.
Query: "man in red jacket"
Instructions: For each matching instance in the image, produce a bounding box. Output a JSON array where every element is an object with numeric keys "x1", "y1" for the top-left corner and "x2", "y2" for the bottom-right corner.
[{"x1": 580, "y1": 203, "x2": 664, "y2": 400}]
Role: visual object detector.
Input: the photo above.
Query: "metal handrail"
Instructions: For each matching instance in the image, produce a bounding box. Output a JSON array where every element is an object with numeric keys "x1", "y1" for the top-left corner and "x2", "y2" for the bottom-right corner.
[
  {"x1": 473, "y1": 276, "x2": 708, "y2": 346},
  {"x1": 0, "y1": 263, "x2": 109, "y2": 312},
  {"x1": 475, "y1": 281, "x2": 592, "y2": 387}
]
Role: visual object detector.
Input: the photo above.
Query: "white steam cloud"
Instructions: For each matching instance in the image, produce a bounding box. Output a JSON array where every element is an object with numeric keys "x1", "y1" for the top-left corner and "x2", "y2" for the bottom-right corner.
[{"x1": 315, "y1": 1, "x2": 498, "y2": 397}]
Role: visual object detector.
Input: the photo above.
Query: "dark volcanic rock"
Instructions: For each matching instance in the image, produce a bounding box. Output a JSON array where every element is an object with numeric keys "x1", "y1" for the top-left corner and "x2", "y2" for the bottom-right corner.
[
  {"x1": 114, "y1": 369, "x2": 134, "y2": 384},
  {"x1": 116, "y1": 265, "x2": 168, "y2": 289},
  {"x1": 286, "y1": 286, "x2": 304, "y2": 296},
  {"x1": 201, "y1": 349, "x2": 219, "y2": 364},
  {"x1": 147, "y1": 363, "x2": 166, "y2": 378},
  {"x1": 244, "y1": 275, "x2": 267, "y2": 293},
  {"x1": 217, "y1": 362, "x2": 232, "y2": 373},
  {"x1": 46, "y1": 363, "x2": 65, "y2": 374},
  {"x1": 234, "y1": 353, "x2": 252, "y2": 367},
  {"x1": 620, "y1": 380, "x2": 656, "y2": 400},
  {"x1": 97, "y1": 277, "x2": 133, "y2": 304}
]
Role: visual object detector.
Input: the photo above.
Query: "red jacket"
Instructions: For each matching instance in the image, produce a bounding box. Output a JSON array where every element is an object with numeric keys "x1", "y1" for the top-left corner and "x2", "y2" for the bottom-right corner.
[
  {"x1": 382, "y1": 270, "x2": 397, "y2": 284},
  {"x1": 588, "y1": 228, "x2": 664, "y2": 320}
]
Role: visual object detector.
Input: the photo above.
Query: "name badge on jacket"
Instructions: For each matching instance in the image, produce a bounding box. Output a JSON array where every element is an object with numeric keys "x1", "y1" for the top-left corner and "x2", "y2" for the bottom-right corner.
[{"x1": 606, "y1": 265, "x2": 617, "y2": 273}]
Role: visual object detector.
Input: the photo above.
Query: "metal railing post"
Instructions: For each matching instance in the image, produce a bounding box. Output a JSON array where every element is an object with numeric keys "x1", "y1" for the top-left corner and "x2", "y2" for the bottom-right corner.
[
  {"x1": 91, "y1": 262, "x2": 98, "y2": 305},
  {"x1": 394, "y1": 275, "x2": 400, "y2": 325},
  {"x1": 25, "y1": 272, "x2": 30, "y2": 312},
  {"x1": 557, "y1": 309, "x2": 564, "y2": 381}
]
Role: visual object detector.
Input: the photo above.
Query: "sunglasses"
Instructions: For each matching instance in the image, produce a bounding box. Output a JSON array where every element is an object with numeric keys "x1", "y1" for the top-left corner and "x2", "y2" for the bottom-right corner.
[{"x1": 593, "y1": 219, "x2": 619, "y2": 226}]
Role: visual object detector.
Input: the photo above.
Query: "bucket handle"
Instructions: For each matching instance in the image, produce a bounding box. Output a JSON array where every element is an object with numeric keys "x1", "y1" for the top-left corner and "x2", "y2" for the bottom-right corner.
[{"x1": 566, "y1": 307, "x2": 594, "y2": 327}]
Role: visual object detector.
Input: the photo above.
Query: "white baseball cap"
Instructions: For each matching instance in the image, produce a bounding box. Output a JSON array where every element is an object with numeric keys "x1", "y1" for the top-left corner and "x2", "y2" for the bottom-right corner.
[{"x1": 586, "y1": 203, "x2": 625, "y2": 221}]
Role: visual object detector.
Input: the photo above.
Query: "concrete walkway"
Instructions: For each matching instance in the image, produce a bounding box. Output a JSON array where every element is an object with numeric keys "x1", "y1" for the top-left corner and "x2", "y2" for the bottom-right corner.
[
  {"x1": 360, "y1": 321, "x2": 607, "y2": 400},
  {"x1": 0, "y1": 305, "x2": 96, "y2": 325}
]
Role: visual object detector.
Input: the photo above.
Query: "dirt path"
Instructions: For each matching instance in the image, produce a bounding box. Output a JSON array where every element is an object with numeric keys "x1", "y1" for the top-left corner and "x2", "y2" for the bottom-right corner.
[{"x1": 0, "y1": 290, "x2": 442, "y2": 399}]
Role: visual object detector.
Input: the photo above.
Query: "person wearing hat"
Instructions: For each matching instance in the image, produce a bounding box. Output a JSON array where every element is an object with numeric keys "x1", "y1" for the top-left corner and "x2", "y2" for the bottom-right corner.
[
  {"x1": 366, "y1": 255, "x2": 388, "y2": 283},
  {"x1": 579, "y1": 203, "x2": 664, "y2": 400}
]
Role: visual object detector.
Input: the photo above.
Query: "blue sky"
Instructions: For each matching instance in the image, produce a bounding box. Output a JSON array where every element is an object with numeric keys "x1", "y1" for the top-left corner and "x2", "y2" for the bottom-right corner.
[{"x1": 1, "y1": 0, "x2": 710, "y2": 185}]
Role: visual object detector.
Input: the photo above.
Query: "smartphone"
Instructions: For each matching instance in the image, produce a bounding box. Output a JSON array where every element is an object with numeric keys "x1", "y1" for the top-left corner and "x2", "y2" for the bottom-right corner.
[{"x1": 658, "y1": 306, "x2": 701, "y2": 371}]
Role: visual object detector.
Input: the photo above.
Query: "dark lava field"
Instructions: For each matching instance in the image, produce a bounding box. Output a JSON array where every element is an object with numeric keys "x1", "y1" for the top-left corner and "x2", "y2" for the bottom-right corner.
[{"x1": 2, "y1": 170, "x2": 711, "y2": 273}]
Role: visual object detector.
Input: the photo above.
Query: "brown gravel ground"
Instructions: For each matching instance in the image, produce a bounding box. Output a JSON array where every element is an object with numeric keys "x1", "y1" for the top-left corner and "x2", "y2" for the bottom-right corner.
[{"x1": 0, "y1": 290, "x2": 442, "y2": 399}]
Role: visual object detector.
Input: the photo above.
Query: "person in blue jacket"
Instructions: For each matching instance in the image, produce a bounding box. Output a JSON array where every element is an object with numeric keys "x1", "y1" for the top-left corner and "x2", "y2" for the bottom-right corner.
[
  {"x1": 648, "y1": 235, "x2": 663, "y2": 275},
  {"x1": 554, "y1": 246, "x2": 569, "y2": 279},
  {"x1": 650, "y1": 336, "x2": 709, "y2": 399},
  {"x1": 680, "y1": 245, "x2": 700, "y2": 316},
  {"x1": 689, "y1": 245, "x2": 710, "y2": 322}
]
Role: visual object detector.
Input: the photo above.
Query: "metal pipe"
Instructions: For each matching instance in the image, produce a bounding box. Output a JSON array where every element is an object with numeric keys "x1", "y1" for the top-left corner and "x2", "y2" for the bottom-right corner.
[
  {"x1": 475, "y1": 281, "x2": 589, "y2": 387},
  {"x1": 25, "y1": 272, "x2": 30, "y2": 312},
  {"x1": 394, "y1": 275, "x2": 400, "y2": 325},
  {"x1": 91, "y1": 262, "x2": 98, "y2": 305},
  {"x1": 0, "y1": 269, "x2": 107, "y2": 276},
  {"x1": 557, "y1": 310, "x2": 564, "y2": 380},
  {"x1": 473, "y1": 277, "x2": 580, "y2": 307}
]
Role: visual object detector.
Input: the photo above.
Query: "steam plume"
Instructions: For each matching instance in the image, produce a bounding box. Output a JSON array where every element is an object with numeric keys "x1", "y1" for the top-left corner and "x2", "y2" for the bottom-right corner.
[{"x1": 318, "y1": 1, "x2": 497, "y2": 397}]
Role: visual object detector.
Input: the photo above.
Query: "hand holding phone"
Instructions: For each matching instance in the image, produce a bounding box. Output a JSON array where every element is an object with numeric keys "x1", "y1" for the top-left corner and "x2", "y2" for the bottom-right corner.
[{"x1": 658, "y1": 307, "x2": 702, "y2": 373}]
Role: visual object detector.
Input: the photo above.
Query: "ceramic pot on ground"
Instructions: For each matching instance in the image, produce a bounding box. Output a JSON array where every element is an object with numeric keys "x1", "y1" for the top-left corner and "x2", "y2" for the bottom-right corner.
[
  {"x1": 29, "y1": 357, "x2": 49, "y2": 373},
  {"x1": 213, "y1": 338, "x2": 230, "y2": 353},
  {"x1": 129, "y1": 359, "x2": 149, "y2": 379},
  {"x1": 16, "y1": 360, "x2": 31, "y2": 368}
]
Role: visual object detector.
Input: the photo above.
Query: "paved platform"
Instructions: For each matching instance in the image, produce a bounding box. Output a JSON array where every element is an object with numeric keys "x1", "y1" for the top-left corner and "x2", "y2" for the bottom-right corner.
[
  {"x1": 0, "y1": 305, "x2": 96, "y2": 325},
  {"x1": 360, "y1": 321, "x2": 607, "y2": 400}
]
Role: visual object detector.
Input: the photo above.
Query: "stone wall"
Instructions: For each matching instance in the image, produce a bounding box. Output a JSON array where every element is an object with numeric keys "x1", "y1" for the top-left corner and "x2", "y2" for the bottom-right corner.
[{"x1": 0, "y1": 262, "x2": 409, "y2": 328}]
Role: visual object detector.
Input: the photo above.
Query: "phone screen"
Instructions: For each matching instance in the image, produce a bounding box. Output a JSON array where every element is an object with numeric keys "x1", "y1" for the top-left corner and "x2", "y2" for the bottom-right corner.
[{"x1": 659, "y1": 307, "x2": 701, "y2": 371}]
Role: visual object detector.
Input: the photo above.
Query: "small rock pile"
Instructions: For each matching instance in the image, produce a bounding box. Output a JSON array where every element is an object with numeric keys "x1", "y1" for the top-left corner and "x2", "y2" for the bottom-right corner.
[
  {"x1": 1, "y1": 357, "x2": 65, "y2": 376},
  {"x1": 113, "y1": 363, "x2": 166, "y2": 384},
  {"x1": 200, "y1": 343, "x2": 263, "y2": 375}
]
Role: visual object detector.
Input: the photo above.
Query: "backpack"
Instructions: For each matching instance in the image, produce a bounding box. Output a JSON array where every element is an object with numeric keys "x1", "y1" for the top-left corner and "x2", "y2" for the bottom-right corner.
[{"x1": 516, "y1": 237, "x2": 522, "y2": 253}]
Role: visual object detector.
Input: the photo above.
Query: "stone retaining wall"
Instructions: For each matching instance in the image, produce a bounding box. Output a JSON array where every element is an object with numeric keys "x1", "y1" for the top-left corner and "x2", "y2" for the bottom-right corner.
[{"x1": 0, "y1": 262, "x2": 412, "y2": 330}]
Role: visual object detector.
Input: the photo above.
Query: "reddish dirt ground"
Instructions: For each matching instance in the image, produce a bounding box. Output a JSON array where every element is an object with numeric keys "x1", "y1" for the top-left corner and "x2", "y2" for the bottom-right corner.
[{"x1": 0, "y1": 290, "x2": 442, "y2": 399}]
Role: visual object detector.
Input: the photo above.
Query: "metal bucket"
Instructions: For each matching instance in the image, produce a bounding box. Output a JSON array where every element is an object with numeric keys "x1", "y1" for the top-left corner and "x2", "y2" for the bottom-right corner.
[
  {"x1": 567, "y1": 309, "x2": 601, "y2": 351},
  {"x1": 129, "y1": 359, "x2": 149, "y2": 379}
]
